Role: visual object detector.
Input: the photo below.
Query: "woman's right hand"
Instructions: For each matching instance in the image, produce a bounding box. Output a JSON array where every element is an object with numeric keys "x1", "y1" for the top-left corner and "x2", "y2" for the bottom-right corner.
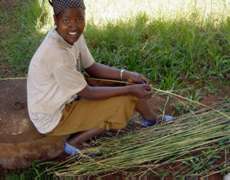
[{"x1": 127, "y1": 84, "x2": 152, "y2": 98}]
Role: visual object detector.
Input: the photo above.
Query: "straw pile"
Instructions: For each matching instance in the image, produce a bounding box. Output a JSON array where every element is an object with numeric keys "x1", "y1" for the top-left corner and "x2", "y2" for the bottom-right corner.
[{"x1": 48, "y1": 101, "x2": 230, "y2": 177}]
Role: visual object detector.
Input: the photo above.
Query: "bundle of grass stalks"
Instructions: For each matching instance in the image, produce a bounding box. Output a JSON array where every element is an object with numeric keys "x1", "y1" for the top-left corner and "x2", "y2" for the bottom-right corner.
[{"x1": 48, "y1": 101, "x2": 230, "y2": 177}]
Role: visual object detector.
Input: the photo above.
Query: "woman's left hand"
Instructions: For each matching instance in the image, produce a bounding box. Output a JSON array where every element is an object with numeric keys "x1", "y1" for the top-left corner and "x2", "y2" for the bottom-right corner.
[{"x1": 124, "y1": 71, "x2": 149, "y2": 84}]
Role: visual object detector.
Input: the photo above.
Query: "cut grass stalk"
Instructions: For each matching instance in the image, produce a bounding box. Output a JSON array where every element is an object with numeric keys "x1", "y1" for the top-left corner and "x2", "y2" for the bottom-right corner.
[{"x1": 49, "y1": 102, "x2": 229, "y2": 177}]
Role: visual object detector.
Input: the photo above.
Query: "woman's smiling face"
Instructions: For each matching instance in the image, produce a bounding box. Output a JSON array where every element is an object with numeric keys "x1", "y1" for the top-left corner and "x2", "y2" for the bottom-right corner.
[{"x1": 54, "y1": 7, "x2": 85, "y2": 45}]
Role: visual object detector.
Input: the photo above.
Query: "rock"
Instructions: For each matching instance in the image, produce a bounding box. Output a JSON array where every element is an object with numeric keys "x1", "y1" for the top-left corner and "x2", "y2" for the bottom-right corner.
[{"x1": 0, "y1": 79, "x2": 65, "y2": 169}]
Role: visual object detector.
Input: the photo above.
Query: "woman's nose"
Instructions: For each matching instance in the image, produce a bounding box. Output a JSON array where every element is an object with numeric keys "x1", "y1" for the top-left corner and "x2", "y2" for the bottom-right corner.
[
  {"x1": 69, "y1": 20, "x2": 84, "y2": 31},
  {"x1": 68, "y1": 20, "x2": 78, "y2": 29}
]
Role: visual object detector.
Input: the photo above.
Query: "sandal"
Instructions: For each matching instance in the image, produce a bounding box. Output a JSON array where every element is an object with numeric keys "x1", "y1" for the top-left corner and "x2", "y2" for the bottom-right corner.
[
  {"x1": 64, "y1": 142, "x2": 81, "y2": 156},
  {"x1": 64, "y1": 142, "x2": 102, "y2": 158},
  {"x1": 141, "y1": 115, "x2": 175, "y2": 128}
]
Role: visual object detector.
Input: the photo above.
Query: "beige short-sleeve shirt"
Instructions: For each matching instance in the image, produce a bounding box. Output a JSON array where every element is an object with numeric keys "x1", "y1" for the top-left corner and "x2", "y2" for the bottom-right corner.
[{"x1": 27, "y1": 28, "x2": 95, "y2": 134}]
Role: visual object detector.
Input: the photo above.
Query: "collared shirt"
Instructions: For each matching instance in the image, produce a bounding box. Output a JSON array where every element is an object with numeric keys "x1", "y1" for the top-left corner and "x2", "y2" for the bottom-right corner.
[{"x1": 27, "y1": 28, "x2": 95, "y2": 134}]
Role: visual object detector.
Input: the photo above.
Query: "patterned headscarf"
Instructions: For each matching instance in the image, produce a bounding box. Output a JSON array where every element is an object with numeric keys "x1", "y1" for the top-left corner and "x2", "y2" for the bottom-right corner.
[{"x1": 49, "y1": 0, "x2": 85, "y2": 15}]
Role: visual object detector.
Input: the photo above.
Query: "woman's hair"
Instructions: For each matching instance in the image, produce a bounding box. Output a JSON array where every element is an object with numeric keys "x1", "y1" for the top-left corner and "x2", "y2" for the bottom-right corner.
[{"x1": 49, "y1": 0, "x2": 85, "y2": 15}]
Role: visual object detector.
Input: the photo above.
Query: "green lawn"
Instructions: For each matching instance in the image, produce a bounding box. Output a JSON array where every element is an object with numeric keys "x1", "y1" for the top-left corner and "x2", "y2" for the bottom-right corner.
[{"x1": 0, "y1": 0, "x2": 229, "y2": 92}]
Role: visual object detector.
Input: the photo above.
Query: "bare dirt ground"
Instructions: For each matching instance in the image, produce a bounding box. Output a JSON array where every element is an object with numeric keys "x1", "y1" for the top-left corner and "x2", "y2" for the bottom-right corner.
[{"x1": 0, "y1": 79, "x2": 65, "y2": 170}]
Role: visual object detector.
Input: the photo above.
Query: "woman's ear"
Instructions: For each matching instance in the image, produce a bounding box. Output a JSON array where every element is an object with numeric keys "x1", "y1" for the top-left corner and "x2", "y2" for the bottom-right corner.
[{"x1": 53, "y1": 14, "x2": 58, "y2": 26}]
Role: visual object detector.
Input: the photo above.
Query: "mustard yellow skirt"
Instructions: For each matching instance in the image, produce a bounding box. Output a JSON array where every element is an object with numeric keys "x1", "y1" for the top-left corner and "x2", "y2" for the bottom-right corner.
[{"x1": 48, "y1": 95, "x2": 138, "y2": 136}]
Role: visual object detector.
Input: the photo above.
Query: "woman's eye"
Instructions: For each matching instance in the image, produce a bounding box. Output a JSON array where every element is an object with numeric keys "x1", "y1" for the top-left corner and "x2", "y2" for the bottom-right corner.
[
  {"x1": 79, "y1": 17, "x2": 85, "y2": 21},
  {"x1": 63, "y1": 18, "x2": 70, "y2": 24}
]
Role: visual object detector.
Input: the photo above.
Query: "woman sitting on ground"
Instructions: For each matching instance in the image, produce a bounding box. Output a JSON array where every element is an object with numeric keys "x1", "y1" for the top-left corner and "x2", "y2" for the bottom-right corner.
[{"x1": 27, "y1": 0, "x2": 173, "y2": 155}]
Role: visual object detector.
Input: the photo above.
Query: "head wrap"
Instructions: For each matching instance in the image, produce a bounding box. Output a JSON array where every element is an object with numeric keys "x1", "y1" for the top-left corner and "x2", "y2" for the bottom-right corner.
[{"x1": 49, "y1": 0, "x2": 85, "y2": 15}]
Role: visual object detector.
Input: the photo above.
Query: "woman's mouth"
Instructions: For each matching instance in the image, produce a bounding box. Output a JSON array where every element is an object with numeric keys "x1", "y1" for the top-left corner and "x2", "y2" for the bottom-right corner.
[
  {"x1": 65, "y1": 32, "x2": 81, "y2": 44},
  {"x1": 68, "y1": 32, "x2": 78, "y2": 36}
]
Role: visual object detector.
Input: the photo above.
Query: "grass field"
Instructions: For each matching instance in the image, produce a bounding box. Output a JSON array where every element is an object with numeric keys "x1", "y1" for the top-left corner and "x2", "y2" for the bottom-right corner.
[
  {"x1": 0, "y1": 0, "x2": 230, "y2": 179},
  {"x1": 0, "y1": 0, "x2": 230, "y2": 91}
]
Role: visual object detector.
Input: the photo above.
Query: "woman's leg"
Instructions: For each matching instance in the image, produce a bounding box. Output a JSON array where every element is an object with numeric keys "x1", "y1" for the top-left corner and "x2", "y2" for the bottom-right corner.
[
  {"x1": 68, "y1": 97, "x2": 158, "y2": 147},
  {"x1": 49, "y1": 96, "x2": 137, "y2": 147},
  {"x1": 68, "y1": 129, "x2": 104, "y2": 147},
  {"x1": 135, "y1": 97, "x2": 158, "y2": 120}
]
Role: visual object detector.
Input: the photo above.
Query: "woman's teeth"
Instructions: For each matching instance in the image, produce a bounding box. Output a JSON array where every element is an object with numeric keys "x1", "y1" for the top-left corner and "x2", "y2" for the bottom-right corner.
[{"x1": 69, "y1": 32, "x2": 77, "y2": 35}]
